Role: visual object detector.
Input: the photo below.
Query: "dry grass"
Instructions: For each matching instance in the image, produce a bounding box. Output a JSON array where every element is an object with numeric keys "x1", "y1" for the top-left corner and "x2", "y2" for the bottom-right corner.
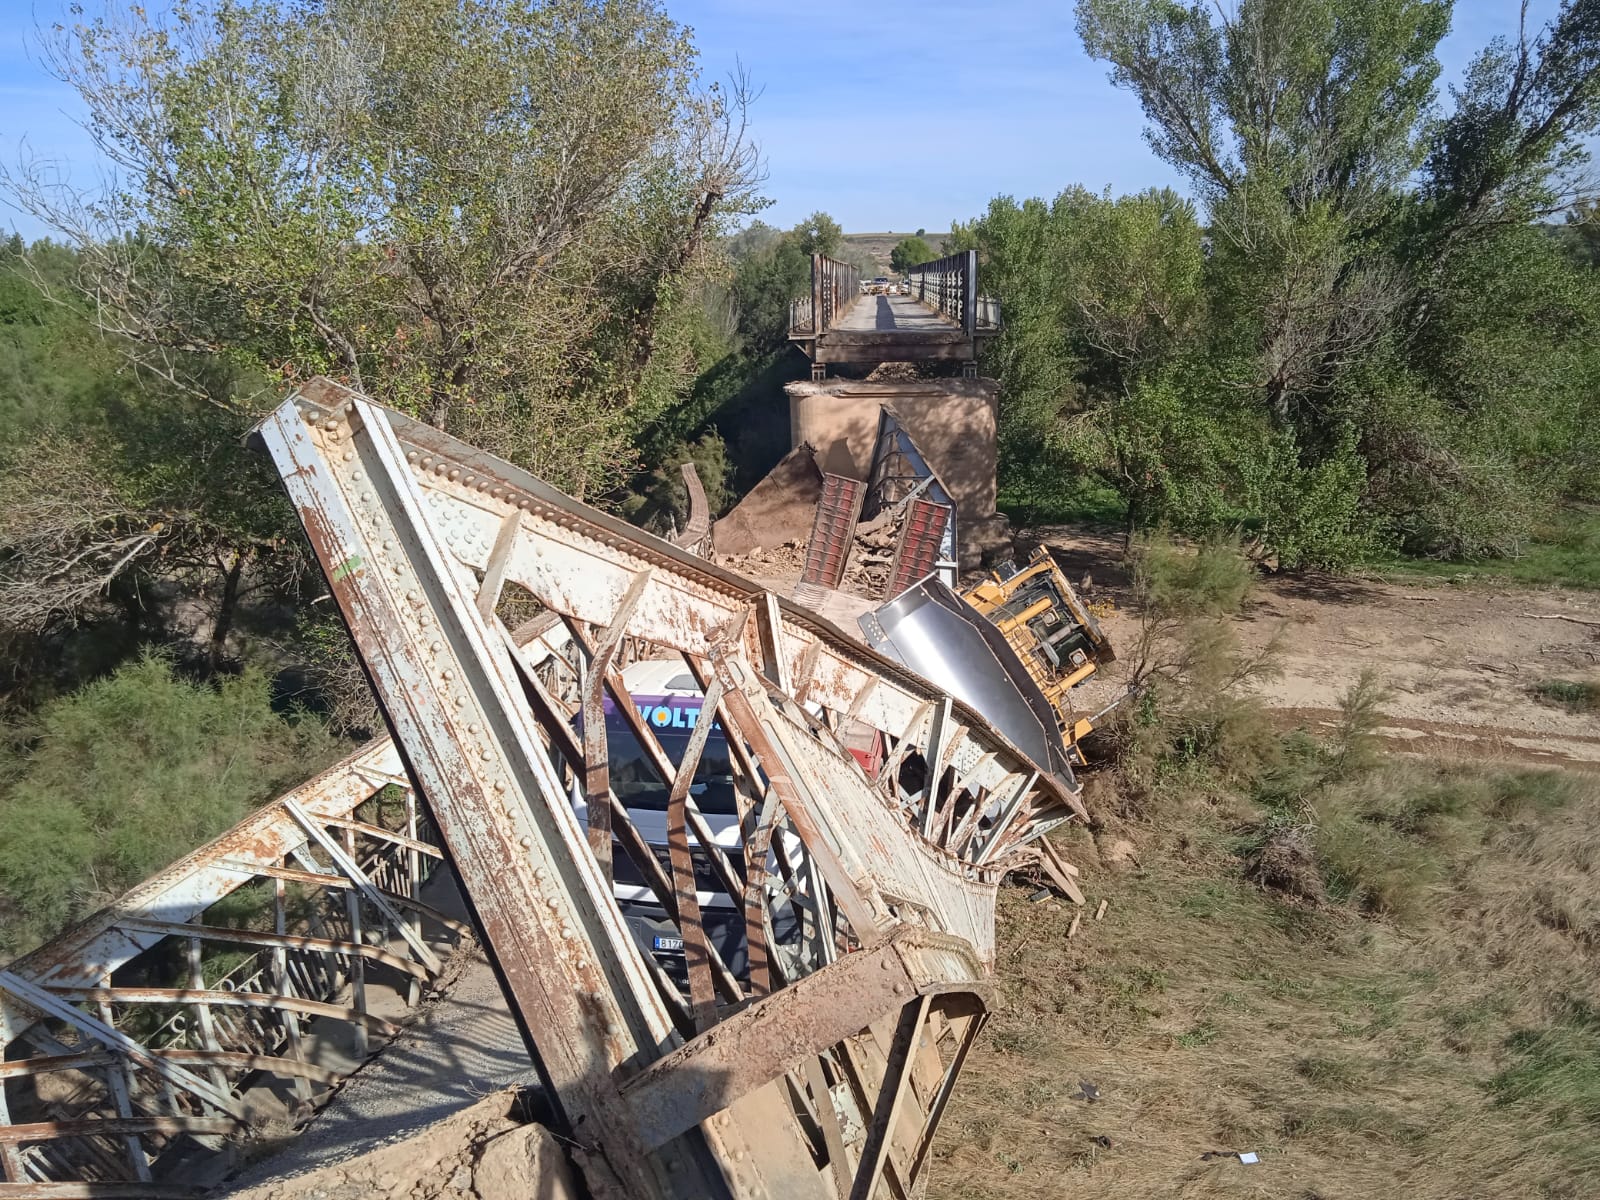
[{"x1": 929, "y1": 759, "x2": 1600, "y2": 1198}]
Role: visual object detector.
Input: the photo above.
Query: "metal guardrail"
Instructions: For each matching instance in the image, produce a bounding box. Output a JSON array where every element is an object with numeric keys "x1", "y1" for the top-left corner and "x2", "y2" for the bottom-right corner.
[
  {"x1": 904, "y1": 251, "x2": 1001, "y2": 336},
  {"x1": 248, "y1": 377, "x2": 1088, "y2": 1199},
  {"x1": 788, "y1": 254, "x2": 860, "y2": 338}
]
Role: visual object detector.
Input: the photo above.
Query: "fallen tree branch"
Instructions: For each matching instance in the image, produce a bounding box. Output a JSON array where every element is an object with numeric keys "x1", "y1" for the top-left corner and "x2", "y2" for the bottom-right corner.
[{"x1": 1522, "y1": 613, "x2": 1600, "y2": 628}]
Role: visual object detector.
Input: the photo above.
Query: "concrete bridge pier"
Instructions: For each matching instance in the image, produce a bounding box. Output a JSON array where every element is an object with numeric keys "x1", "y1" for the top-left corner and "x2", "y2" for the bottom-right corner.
[{"x1": 785, "y1": 377, "x2": 1013, "y2": 569}]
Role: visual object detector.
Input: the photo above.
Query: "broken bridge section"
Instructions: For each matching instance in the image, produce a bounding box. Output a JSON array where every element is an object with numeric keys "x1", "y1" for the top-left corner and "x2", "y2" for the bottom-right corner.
[
  {"x1": 788, "y1": 251, "x2": 1000, "y2": 374},
  {"x1": 0, "y1": 739, "x2": 468, "y2": 1195},
  {"x1": 248, "y1": 377, "x2": 1089, "y2": 1200}
]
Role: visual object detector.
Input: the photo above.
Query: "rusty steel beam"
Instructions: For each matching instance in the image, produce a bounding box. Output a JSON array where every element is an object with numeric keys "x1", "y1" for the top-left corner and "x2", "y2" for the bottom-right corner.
[
  {"x1": 0, "y1": 1185, "x2": 204, "y2": 1199},
  {"x1": 0, "y1": 1118, "x2": 239, "y2": 1144},
  {"x1": 796, "y1": 474, "x2": 864, "y2": 606},
  {"x1": 619, "y1": 928, "x2": 988, "y2": 1150},
  {"x1": 254, "y1": 391, "x2": 754, "y2": 1200},
  {"x1": 887, "y1": 499, "x2": 951, "y2": 598},
  {"x1": 45, "y1": 989, "x2": 402, "y2": 1038},
  {"x1": 250, "y1": 378, "x2": 1098, "y2": 1199}
]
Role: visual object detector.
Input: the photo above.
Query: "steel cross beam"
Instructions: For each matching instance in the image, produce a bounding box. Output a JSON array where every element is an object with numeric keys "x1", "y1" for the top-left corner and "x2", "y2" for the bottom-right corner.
[{"x1": 253, "y1": 379, "x2": 1075, "y2": 1199}]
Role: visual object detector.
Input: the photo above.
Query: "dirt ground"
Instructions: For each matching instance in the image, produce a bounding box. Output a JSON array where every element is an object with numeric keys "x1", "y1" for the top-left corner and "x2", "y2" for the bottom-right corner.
[{"x1": 1040, "y1": 527, "x2": 1600, "y2": 771}]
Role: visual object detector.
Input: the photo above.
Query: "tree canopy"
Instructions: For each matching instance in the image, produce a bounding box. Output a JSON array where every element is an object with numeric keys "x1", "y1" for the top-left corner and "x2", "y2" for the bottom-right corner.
[
  {"x1": 890, "y1": 236, "x2": 935, "y2": 272},
  {"x1": 969, "y1": 0, "x2": 1600, "y2": 564},
  {"x1": 9, "y1": 0, "x2": 764, "y2": 498}
]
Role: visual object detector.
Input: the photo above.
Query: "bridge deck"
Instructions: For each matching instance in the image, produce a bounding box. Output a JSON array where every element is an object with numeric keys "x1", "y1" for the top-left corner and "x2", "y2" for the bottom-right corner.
[{"x1": 833, "y1": 294, "x2": 958, "y2": 333}]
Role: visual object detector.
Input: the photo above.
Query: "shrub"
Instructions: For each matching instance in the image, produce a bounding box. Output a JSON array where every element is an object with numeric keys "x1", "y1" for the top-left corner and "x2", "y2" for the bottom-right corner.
[
  {"x1": 1531, "y1": 679, "x2": 1600, "y2": 714},
  {"x1": 1490, "y1": 1000, "x2": 1600, "y2": 1156},
  {"x1": 1109, "y1": 538, "x2": 1282, "y2": 810},
  {"x1": 0, "y1": 653, "x2": 336, "y2": 959}
]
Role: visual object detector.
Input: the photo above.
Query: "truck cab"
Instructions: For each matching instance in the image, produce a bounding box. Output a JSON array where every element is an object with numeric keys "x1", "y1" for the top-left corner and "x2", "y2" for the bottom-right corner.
[{"x1": 570, "y1": 660, "x2": 795, "y2": 986}]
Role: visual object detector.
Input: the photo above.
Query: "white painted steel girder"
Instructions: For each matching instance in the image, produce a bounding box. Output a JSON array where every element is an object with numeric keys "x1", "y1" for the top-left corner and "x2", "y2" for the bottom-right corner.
[
  {"x1": 282, "y1": 379, "x2": 1079, "y2": 855},
  {"x1": 256, "y1": 391, "x2": 834, "y2": 1200}
]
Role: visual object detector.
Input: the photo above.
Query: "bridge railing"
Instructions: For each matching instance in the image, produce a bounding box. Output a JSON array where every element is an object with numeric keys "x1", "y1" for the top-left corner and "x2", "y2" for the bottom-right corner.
[
  {"x1": 905, "y1": 249, "x2": 1001, "y2": 336},
  {"x1": 788, "y1": 253, "x2": 860, "y2": 337}
]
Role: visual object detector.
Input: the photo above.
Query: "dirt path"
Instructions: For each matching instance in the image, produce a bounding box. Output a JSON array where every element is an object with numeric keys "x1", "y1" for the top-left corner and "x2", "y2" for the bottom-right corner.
[{"x1": 1037, "y1": 528, "x2": 1600, "y2": 770}]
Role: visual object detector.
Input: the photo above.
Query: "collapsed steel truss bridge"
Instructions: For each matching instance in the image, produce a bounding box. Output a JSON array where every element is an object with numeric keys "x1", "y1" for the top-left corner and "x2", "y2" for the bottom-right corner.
[{"x1": 1, "y1": 377, "x2": 1090, "y2": 1199}]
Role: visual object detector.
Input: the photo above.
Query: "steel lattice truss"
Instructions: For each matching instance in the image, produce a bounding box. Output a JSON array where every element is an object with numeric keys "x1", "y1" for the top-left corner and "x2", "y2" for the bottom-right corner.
[
  {"x1": 251, "y1": 379, "x2": 1085, "y2": 1200},
  {"x1": 0, "y1": 738, "x2": 466, "y2": 1196},
  {"x1": 0, "y1": 375, "x2": 1091, "y2": 1199}
]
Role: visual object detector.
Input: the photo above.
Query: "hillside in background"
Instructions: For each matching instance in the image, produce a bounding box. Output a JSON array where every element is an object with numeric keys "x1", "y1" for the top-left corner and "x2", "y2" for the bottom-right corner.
[{"x1": 841, "y1": 229, "x2": 949, "y2": 273}]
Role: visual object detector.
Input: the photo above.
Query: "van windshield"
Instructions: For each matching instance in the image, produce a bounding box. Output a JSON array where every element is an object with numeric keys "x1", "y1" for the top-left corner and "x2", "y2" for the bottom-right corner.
[{"x1": 606, "y1": 699, "x2": 737, "y2": 816}]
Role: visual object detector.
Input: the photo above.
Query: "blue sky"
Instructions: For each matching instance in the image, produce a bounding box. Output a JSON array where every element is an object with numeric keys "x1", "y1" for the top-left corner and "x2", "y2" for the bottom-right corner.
[{"x1": 0, "y1": 0, "x2": 1573, "y2": 240}]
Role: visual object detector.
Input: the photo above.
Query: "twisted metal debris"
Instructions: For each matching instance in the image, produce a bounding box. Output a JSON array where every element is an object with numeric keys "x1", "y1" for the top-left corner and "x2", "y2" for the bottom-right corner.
[{"x1": 0, "y1": 376, "x2": 1093, "y2": 1199}]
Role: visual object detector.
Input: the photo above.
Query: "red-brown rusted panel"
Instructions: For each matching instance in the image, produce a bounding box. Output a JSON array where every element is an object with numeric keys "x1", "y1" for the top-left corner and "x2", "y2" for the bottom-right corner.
[
  {"x1": 887, "y1": 499, "x2": 951, "y2": 598},
  {"x1": 798, "y1": 473, "x2": 864, "y2": 595}
]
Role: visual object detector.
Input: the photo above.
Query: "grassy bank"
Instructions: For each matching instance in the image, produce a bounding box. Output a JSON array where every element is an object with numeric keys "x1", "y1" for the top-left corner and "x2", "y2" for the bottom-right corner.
[
  {"x1": 932, "y1": 755, "x2": 1599, "y2": 1198},
  {"x1": 930, "y1": 540, "x2": 1599, "y2": 1198},
  {"x1": 1375, "y1": 506, "x2": 1600, "y2": 591}
]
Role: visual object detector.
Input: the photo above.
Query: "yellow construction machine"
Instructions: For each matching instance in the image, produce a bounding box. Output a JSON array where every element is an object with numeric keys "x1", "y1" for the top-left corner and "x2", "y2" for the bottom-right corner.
[{"x1": 962, "y1": 547, "x2": 1116, "y2": 753}]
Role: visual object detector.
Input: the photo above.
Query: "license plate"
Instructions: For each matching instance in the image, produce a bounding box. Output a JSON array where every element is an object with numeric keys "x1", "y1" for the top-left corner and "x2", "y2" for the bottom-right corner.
[{"x1": 652, "y1": 935, "x2": 683, "y2": 952}]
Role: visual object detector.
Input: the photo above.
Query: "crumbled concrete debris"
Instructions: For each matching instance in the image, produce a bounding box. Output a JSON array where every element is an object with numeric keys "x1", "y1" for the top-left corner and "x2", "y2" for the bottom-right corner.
[{"x1": 224, "y1": 1089, "x2": 577, "y2": 1200}]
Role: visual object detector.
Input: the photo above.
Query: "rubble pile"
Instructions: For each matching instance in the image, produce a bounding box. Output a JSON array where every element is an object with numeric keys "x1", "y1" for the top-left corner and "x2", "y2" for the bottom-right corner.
[{"x1": 225, "y1": 1091, "x2": 577, "y2": 1200}]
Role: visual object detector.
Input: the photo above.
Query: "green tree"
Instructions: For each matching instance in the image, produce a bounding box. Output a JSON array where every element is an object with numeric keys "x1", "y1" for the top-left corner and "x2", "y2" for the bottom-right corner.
[
  {"x1": 0, "y1": 249, "x2": 302, "y2": 682},
  {"x1": 8, "y1": 0, "x2": 764, "y2": 499},
  {"x1": 889, "y1": 236, "x2": 934, "y2": 272},
  {"x1": 0, "y1": 654, "x2": 334, "y2": 957},
  {"x1": 1058, "y1": 0, "x2": 1600, "y2": 562},
  {"x1": 729, "y1": 211, "x2": 853, "y2": 349},
  {"x1": 1422, "y1": 1, "x2": 1600, "y2": 246},
  {"x1": 790, "y1": 211, "x2": 844, "y2": 258}
]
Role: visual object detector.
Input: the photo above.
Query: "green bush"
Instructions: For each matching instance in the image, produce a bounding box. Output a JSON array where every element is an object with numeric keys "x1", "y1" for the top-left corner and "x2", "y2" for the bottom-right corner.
[
  {"x1": 1531, "y1": 679, "x2": 1600, "y2": 714},
  {"x1": 0, "y1": 654, "x2": 336, "y2": 959}
]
